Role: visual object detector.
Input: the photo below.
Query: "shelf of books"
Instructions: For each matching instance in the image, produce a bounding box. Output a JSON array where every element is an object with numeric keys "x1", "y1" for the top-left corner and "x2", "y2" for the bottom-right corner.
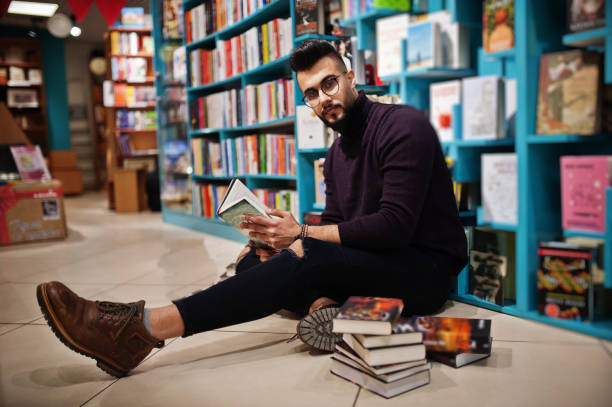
[
  {"x1": 0, "y1": 37, "x2": 49, "y2": 153},
  {"x1": 103, "y1": 12, "x2": 159, "y2": 209},
  {"x1": 329, "y1": 0, "x2": 611, "y2": 340},
  {"x1": 160, "y1": 0, "x2": 299, "y2": 239},
  {"x1": 151, "y1": 0, "x2": 191, "y2": 215},
  {"x1": 152, "y1": 0, "x2": 612, "y2": 339}
]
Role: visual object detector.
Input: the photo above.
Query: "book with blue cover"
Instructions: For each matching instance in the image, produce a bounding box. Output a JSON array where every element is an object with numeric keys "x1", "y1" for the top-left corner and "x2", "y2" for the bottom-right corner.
[{"x1": 406, "y1": 20, "x2": 441, "y2": 70}]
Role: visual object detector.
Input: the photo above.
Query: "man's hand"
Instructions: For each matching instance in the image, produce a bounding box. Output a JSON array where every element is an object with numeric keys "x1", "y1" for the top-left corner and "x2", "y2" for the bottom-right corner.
[
  {"x1": 239, "y1": 208, "x2": 301, "y2": 250},
  {"x1": 255, "y1": 247, "x2": 281, "y2": 262}
]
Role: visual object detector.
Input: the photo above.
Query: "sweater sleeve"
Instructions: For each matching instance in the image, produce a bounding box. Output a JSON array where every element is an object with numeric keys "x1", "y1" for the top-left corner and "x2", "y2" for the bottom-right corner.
[
  {"x1": 338, "y1": 109, "x2": 436, "y2": 249},
  {"x1": 320, "y1": 144, "x2": 344, "y2": 225}
]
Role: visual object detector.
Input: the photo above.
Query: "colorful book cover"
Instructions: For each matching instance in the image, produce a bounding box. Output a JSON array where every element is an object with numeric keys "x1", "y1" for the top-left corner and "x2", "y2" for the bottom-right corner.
[
  {"x1": 566, "y1": 0, "x2": 606, "y2": 33},
  {"x1": 537, "y1": 242, "x2": 594, "y2": 321},
  {"x1": 373, "y1": 0, "x2": 411, "y2": 11},
  {"x1": 560, "y1": 155, "x2": 611, "y2": 233},
  {"x1": 469, "y1": 249, "x2": 507, "y2": 306},
  {"x1": 406, "y1": 20, "x2": 440, "y2": 70},
  {"x1": 295, "y1": 0, "x2": 320, "y2": 36},
  {"x1": 9, "y1": 145, "x2": 51, "y2": 182},
  {"x1": 483, "y1": 0, "x2": 514, "y2": 53},
  {"x1": 427, "y1": 339, "x2": 492, "y2": 368},
  {"x1": 406, "y1": 316, "x2": 492, "y2": 354},
  {"x1": 429, "y1": 80, "x2": 461, "y2": 142},
  {"x1": 536, "y1": 50, "x2": 602, "y2": 135},
  {"x1": 335, "y1": 297, "x2": 404, "y2": 323}
]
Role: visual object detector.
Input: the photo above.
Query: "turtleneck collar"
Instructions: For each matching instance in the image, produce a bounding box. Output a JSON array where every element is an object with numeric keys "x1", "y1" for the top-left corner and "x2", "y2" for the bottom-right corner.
[{"x1": 337, "y1": 91, "x2": 372, "y2": 140}]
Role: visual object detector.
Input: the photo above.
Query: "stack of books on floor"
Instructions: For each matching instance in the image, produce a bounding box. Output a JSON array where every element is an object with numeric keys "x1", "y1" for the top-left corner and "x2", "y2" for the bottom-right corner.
[
  {"x1": 330, "y1": 297, "x2": 431, "y2": 399},
  {"x1": 329, "y1": 297, "x2": 493, "y2": 398}
]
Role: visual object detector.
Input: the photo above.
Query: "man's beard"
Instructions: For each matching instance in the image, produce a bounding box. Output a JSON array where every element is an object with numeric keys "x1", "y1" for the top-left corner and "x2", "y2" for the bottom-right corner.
[{"x1": 318, "y1": 104, "x2": 348, "y2": 132}]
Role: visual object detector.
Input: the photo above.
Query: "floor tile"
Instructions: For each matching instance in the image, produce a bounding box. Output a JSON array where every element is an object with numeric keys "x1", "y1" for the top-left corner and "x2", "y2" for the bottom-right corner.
[
  {"x1": 354, "y1": 340, "x2": 612, "y2": 406},
  {"x1": 600, "y1": 339, "x2": 612, "y2": 357},
  {"x1": 217, "y1": 312, "x2": 300, "y2": 334},
  {"x1": 0, "y1": 323, "x2": 23, "y2": 336},
  {"x1": 84, "y1": 331, "x2": 358, "y2": 407},
  {"x1": 0, "y1": 325, "x2": 116, "y2": 407},
  {"x1": 0, "y1": 282, "x2": 117, "y2": 324}
]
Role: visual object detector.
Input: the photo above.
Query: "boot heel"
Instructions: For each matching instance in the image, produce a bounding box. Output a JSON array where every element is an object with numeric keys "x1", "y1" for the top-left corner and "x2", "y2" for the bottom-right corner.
[{"x1": 96, "y1": 360, "x2": 127, "y2": 378}]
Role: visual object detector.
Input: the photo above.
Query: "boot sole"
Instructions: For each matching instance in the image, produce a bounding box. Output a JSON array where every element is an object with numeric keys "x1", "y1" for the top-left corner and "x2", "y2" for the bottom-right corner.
[
  {"x1": 36, "y1": 283, "x2": 129, "y2": 378},
  {"x1": 297, "y1": 306, "x2": 342, "y2": 352}
]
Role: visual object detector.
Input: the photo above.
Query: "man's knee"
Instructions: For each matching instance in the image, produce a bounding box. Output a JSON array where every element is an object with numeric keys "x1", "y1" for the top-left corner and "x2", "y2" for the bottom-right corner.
[{"x1": 288, "y1": 239, "x2": 304, "y2": 258}]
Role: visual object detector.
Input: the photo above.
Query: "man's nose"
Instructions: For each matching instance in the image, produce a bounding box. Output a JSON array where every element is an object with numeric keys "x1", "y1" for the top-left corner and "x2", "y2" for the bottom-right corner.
[{"x1": 318, "y1": 89, "x2": 332, "y2": 105}]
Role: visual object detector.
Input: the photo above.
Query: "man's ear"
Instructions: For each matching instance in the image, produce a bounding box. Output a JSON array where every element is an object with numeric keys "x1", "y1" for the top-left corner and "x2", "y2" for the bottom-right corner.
[{"x1": 346, "y1": 70, "x2": 356, "y2": 89}]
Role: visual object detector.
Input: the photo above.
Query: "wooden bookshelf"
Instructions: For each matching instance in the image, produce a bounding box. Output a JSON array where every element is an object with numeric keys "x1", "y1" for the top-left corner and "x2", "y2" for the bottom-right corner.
[
  {"x1": 0, "y1": 37, "x2": 49, "y2": 154},
  {"x1": 104, "y1": 27, "x2": 158, "y2": 209}
]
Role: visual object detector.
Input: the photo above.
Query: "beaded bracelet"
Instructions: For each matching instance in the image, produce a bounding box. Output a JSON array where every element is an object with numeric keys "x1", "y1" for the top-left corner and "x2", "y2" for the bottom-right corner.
[{"x1": 300, "y1": 223, "x2": 309, "y2": 238}]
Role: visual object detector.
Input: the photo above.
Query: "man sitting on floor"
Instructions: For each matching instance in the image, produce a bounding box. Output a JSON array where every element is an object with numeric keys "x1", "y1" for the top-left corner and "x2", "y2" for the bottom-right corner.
[{"x1": 36, "y1": 39, "x2": 467, "y2": 377}]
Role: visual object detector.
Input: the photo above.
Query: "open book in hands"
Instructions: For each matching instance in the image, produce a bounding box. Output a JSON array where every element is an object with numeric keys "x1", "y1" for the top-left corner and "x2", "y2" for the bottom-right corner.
[{"x1": 217, "y1": 178, "x2": 273, "y2": 249}]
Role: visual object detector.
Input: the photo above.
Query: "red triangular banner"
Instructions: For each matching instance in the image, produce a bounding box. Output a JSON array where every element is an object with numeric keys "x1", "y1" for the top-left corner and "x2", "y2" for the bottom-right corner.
[
  {"x1": 94, "y1": 0, "x2": 128, "y2": 27},
  {"x1": 66, "y1": 0, "x2": 94, "y2": 22}
]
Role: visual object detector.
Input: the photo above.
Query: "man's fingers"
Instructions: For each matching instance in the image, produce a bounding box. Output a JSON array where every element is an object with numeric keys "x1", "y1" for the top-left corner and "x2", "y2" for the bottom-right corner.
[
  {"x1": 266, "y1": 208, "x2": 287, "y2": 217},
  {"x1": 243, "y1": 214, "x2": 276, "y2": 226}
]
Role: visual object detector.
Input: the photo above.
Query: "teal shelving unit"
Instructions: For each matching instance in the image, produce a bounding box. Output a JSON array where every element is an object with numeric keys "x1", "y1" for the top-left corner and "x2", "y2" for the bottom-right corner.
[
  {"x1": 150, "y1": 0, "x2": 192, "y2": 216},
  {"x1": 158, "y1": 0, "x2": 296, "y2": 243},
  {"x1": 154, "y1": 0, "x2": 611, "y2": 339}
]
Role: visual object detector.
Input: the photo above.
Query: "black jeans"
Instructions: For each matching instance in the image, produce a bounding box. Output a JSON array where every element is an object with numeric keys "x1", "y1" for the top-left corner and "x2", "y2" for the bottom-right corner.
[{"x1": 173, "y1": 237, "x2": 453, "y2": 337}]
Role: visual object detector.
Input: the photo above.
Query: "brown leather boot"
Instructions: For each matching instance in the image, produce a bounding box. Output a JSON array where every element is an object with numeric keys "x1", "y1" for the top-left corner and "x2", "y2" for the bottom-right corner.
[
  {"x1": 297, "y1": 297, "x2": 341, "y2": 352},
  {"x1": 36, "y1": 281, "x2": 164, "y2": 377}
]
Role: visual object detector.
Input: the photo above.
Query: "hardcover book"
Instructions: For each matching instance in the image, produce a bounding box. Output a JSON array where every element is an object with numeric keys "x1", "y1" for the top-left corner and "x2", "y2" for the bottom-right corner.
[
  {"x1": 483, "y1": 0, "x2": 514, "y2": 53},
  {"x1": 332, "y1": 296, "x2": 404, "y2": 335},
  {"x1": 470, "y1": 248, "x2": 507, "y2": 306},
  {"x1": 537, "y1": 241, "x2": 594, "y2": 321},
  {"x1": 427, "y1": 338, "x2": 492, "y2": 368},
  {"x1": 217, "y1": 178, "x2": 272, "y2": 249},
  {"x1": 342, "y1": 333, "x2": 427, "y2": 366},
  {"x1": 314, "y1": 158, "x2": 325, "y2": 205},
  {"x1": 295, "y1": 0, "x2": 324, "y2": 36},
  {"x1": 335, "y1": 341, "x2": 428, "y2": 376},
  {"x1": 536, "y1": 50, "x2": 602, "y2": 135},
  {"x1": 413, "y1": 10, "x2": 470, "y2": 69},
  {"x1": 9, "y1": 145, "x2": 51, "y2": 182},
  {"x1": 408, "y1": 316, "x2": 492, "y2": 354},
  {"x1": 332, "y1": 352, "x2": 430, "y2": 383},
  {"x1": 430, "y1": 80, "x2": 461, "y2": 142},
  {"x1": 566, "y1": 0, "x2": 606, "y2": 33},
  {"x1": 560, "y1": 155, "x2": 611, "y2": 233},
  {"x1": 481, "y1": 153, "x2": 517, "y2": 225},
  {"x1": 331, "y1": 359, "x2": 430, "y2": 399},
  {"x1": 462, "y1": 75, "x2": 505, "y2": 140},
  {"x1": 376, "y1": 14, "x2": 411, "y2": 78},
  {"x1": 296, "y1": 105, "x2": 326, "y2": 149},
  {"x1": 406, "y1": 20, "x2": 440, "y2": 70}
]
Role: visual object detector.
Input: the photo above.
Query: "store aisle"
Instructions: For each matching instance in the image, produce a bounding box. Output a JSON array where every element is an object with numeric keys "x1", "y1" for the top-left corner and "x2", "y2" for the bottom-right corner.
[{"x1": 0, "y1": 192, "x2": 610, "y2": 406}]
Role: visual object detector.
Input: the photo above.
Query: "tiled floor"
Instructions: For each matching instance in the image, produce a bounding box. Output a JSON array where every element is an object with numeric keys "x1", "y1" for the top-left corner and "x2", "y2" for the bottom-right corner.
[{"x1": 1, "y1": 192, "x2": 610, "y2": 406}]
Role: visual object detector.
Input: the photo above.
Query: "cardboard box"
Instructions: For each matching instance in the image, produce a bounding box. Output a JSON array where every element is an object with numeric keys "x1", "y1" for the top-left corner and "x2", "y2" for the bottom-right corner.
[{"x1": 0, "y1": 179, "x2": 67, "y2": 245}]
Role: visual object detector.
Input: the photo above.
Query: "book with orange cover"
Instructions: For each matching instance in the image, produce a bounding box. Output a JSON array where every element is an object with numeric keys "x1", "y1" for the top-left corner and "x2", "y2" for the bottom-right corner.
[
  {"x1": 332, "y1": 297, "x2": 404, "y2": 335},
  {"x1": 407, "y1": 316, "x2": 492, "y2": 354}
]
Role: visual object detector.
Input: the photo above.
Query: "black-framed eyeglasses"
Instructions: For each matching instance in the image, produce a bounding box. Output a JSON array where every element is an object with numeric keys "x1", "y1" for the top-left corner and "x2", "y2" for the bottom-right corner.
[{"x1": 301, "y1": 72, "x2": 347, "y2": 108}]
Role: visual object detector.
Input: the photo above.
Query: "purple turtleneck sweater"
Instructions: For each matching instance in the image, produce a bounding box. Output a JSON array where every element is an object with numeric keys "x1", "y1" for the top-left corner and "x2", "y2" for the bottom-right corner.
[{"x1": 322, "y1": 92, "x2": 467, "y2": 275}]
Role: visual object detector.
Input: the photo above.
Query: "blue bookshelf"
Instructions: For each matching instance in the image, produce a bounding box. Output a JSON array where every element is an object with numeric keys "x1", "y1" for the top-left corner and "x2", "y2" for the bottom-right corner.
[
  {"x1": 155, "y1": 0, "x2": 612, "y2": 340},
  {"x1": 348, "y1": 0, "x2": 612, "y2": 340},
  {"x1": 150, "y1": 0, "x2": 191, "y2": 215}
]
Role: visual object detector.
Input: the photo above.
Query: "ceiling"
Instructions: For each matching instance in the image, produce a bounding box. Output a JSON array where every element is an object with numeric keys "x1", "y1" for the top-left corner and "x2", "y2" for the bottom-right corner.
[{"x1": 0, "y1": 0, "x2": 151, "y2": 43}]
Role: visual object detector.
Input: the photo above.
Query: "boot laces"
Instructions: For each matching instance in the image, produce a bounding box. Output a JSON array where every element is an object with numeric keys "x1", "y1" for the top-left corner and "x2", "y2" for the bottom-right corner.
[{"x1": 96, "y1": 301, "x2": 139, "y2": 340}]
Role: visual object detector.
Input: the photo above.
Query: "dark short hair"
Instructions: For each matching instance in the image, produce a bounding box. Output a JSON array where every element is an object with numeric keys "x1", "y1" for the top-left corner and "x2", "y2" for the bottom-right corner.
[{"x1": 290, "y1": 39, "x2": 346, "y2": 72}]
